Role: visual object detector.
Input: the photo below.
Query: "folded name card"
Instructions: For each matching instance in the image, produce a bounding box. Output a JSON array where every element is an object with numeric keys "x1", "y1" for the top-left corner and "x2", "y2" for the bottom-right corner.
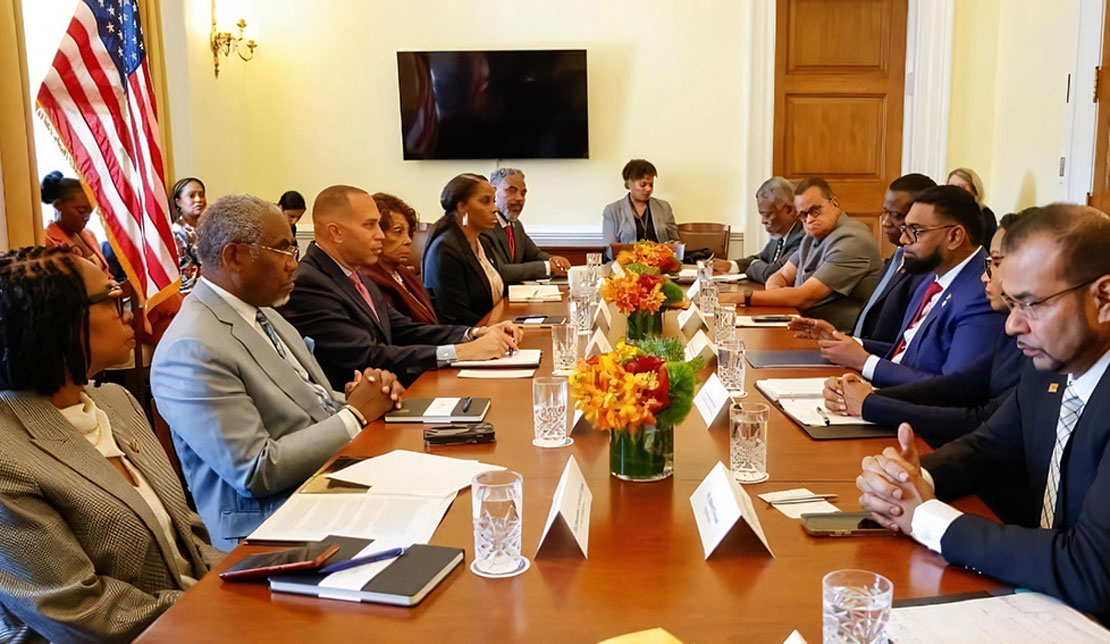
[
  {"x1": 536, "y1": 455, "x2": 592, "y2": 558},
  {"x1": 693, "y1": 372, "x2": 731, "y2": 428},
  {"x1": 677, "y1": 306, "x2": 710, "y2": 339},
  {"x1": 585, "y1": 328, "x2": 613, "y2": 359},
  {"x1": 684, "y1": 329, "x2": 717, "y2": 367},
  {"x1": 689, "y1": 462, "x2": 774, "y2": 559}
]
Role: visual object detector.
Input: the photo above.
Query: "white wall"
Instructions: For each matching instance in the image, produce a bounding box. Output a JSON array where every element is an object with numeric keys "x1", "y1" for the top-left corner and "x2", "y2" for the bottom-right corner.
[{"x1": 160, "y1": 0, "x2": 771, "y2": 253}]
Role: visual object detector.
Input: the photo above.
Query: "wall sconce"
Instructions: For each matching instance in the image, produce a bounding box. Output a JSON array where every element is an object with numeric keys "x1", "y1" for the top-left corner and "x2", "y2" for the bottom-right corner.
[{"x1": 210, "y1": 0, "x2": 257, "y2": 78}]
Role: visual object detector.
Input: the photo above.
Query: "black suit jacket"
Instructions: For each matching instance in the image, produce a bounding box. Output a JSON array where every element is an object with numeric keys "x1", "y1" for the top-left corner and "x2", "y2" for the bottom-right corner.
[
  {"x1": 744, "y1": 222, "x2": 805, "y2": 284},
  {"x1": 480, "y1": 218, "x2": 551, "y2": 284},
  {"x1": 855, "y1": 253, "x2": 930, "y2": 344},
  {"x1": 423, "y1": 221, "x2": 498, "y2": 326},
  {"x1": 920, "y1": 360, "x2": 1110, "y2": 620},
  {"x1": 280, "y1": 243, "x2": 469, "y2": 386},
  {"x1": 862, "y1": 332, "x2": 1025, "y2": 447}
]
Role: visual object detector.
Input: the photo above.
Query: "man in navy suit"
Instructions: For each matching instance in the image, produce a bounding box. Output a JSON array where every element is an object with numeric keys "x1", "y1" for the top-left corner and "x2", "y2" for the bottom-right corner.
[
  {"x1": 856, "y1": 204, "x2": 1110, "y2": 621},
  {"x1": 815, "y1": 185, "x2": 1005, "y2": 387},
  {"x1": 280, "y1": 185, "x2": 522, "y2": 387}
]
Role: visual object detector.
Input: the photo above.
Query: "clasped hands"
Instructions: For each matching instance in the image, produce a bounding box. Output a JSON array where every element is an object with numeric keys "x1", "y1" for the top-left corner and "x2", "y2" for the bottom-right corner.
[
  {"x1": 549, "y1": 256, "x2": 572, "y2": 276},
  {"x1": 856, "y1": 423, "x2": 936, "y2": 535},
  {"x1": 344, "y1": 367, "x2": 405, "y2": 420},
  {"x1": 455, "y1": 321, "x2": 524, "y2": 361},
  {"x1": 788, "y1": 317, "x2": 871, "y2": 370}
]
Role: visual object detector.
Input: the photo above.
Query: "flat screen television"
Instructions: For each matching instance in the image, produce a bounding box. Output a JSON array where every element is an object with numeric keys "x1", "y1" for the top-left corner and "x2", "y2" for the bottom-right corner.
[{"x1": 397, "y1": 49, "x2": 588, "y2": 160}]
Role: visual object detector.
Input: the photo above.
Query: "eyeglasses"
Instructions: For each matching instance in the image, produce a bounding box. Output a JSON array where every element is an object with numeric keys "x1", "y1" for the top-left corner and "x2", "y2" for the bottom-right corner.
[
  {"x1": 249, "y1": 243, "x2": 298, "y2": 262},
  {"x1": 798, "y1": 199, "x2": 830, "y2": 221},
  {"x1": 899, "y1": 224, "x2": 957, "y2": 244},
  {"x1": 86, "y1": 286, "x2": 129, "y2": 318},
  {"x1": 1001, "y1": 279, "x2": 1094, "y2": 319},
  {"x1": 984, "y1": 255, "x2": 1003, "y2": 279}
]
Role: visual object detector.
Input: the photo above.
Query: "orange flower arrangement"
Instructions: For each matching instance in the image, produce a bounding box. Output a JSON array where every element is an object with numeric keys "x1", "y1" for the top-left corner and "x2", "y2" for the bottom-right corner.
[
  {"x1": 568, "y1": 343, "x2": 668, "y2": 432},
  {"x1": 615, "y1": 241, "x2": 682, "y2": 273},
  {"x1": 602, "y1": 272, "x2": 666, "y2": 315}
]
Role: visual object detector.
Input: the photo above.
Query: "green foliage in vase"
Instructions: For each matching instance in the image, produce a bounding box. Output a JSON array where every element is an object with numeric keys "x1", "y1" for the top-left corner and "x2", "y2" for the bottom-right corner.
[
  {"x1": 654, "y1": 360, "x2": 701, "y2": 428},
  {"x1": 634, "y1": 336, "x2": 685, "y2": 362},
  {"x1": 660, "y1": 280, "x2": 684, "y2": 303},
  {"x1": 623, "y1": 262, "x2": 660, "y2": 276}
]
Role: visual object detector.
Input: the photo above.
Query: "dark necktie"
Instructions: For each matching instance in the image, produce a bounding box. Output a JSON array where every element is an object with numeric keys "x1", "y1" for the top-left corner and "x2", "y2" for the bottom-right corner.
[
  {"x1": 255, "y1": 310, "x2": 342, "y2": 414},
  {"x1": 891, "y1": 279, "x2": 943, "y2": 358},
  {"x1": 771, "y1": 237, "x2": 785, "y2": 263},
  {"x1": 504, "y1": 223, "x2": 517, "y2": 259}
]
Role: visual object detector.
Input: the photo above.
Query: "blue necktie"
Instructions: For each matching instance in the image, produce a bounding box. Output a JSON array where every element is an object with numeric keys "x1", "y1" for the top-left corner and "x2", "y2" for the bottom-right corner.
[
  {"x1": 852, "y1": 247, "x2": 902, "y2": 337},
  {"x1": 255, "y1": 310, "x2": 342, "y2": 414}
]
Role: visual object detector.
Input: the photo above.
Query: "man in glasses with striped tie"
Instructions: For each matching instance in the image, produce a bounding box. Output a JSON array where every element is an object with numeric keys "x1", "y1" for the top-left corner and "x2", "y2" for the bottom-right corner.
[{"x1": 856, "y1": 204, "x2": 1110, "y2": 622}]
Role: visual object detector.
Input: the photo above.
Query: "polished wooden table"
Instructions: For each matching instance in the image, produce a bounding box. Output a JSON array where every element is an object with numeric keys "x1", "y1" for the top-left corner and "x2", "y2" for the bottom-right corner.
[{"x1": 137, "y1": 293, "x2": 999, "y2": 643}]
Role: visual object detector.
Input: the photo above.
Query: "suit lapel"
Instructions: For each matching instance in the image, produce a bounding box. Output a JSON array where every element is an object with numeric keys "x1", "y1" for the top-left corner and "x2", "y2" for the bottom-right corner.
[
  {"x1": 511, "y1": 220, "x2": 525, "y2": 262},
  {"x1": 305, "y1": 243, "x2": 386, "y2": 339},
  {"x1": 450, "y1": 225, "x2": 491, "y2": 296},
  {"x1": 909, "y1": 249, "x2": 986, "y2": 351}
]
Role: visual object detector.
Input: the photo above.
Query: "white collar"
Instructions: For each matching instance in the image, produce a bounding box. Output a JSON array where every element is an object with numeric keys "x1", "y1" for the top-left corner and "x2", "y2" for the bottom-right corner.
[
  {"x1": 1069, "y1": 348, "x2": 1110, "y2": 406},
  {"x1": 200, "y1": 277, "x2": 259, "y2": 327},
  {"x1": 495, "y1": 212, "x2": 510, "y2": 228},
  {"x1": 318, "y1": 245, "x2": 355, "y2": 278},
  {"x1": 935, "y1": 246, "x2": 981, "y2": 291}
]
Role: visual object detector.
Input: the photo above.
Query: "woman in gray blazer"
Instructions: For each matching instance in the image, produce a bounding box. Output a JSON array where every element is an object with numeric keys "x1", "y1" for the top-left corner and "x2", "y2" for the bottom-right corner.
[
  {"x1": 601, "y1": 159, "x2": 679, "y2": 259},
  {"x1": 0, "y1": 247, "x2": 220, "y2": 643}
]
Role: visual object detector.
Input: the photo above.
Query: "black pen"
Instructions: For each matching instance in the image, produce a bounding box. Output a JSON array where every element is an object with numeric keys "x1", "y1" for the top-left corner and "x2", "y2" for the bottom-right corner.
[
  {"x1": 816, "y1": 406, "x2": 831, "y2": 426},
  {"x1": 461, "y1": 396, "x2": 473, "y2": 413}
]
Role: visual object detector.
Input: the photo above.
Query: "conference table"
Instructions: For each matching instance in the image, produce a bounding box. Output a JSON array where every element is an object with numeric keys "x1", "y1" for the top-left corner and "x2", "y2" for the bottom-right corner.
[{"x1": 136, "y1": 285, "x2": 1000, "y2": 643}]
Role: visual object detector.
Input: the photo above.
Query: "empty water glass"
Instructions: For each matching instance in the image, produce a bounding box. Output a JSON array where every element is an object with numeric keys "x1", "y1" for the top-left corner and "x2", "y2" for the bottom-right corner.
[
  {"x1": 586, "y1": 252, "x2": 603, "y2": 268},
  {"x1": 471, "y1": 470, "x2": 528, "y2": 578},
  {"x1": 551, "y1": 323, "x2": 579, "y2": 375},
  {"x1": 730, "y1": 401, "x2": 768, "y2": 484},
  {"x1": 718, "y1": 338, "x2": 747, "y2": 398},
  {"x1": 699, "y1": 281, "x2": 719, "y2": 316},
  {"x1": 568, "y1": 266, "x2": 591, "y2": 300},
  {"x1": 822, "y1": 569, "x2": 893, "y2": 644},
  {"x1": 532, "y1": 377, "x2": 570, "y2": 448},
  {"x1": 714, "y1": 303, "x2": 737, "y2": 344},
  {"x1": 568, "y1": 296, "x2": 591, "y2": 333}
]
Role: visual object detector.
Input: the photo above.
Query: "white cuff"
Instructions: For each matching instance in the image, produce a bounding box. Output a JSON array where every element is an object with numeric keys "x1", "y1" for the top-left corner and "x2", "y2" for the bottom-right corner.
[
  {"x1": 544, "y1": 261, "x2": 552, "y2": 276},
  {"x1": 727, "y1": 260, "x2": 739, "y2": 274},
  {"x1": 910, "y1": 498, "x2": 963, "y2": 554},
  {"x1": 861, "y1": 355, "x2": 880, "y2": 380},
  {"x1": 337, "y1": 408, "x2": 362, "y2": 439},
  {"x1": 437, "y1": 344, "x2": 458, "y2": 365}
]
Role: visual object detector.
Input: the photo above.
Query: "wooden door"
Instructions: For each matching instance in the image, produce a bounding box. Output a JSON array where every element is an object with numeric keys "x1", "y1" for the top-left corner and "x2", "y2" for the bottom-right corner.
[
  {"x1": 1090, "y1": 0, "x2": 1110, "y2": 212},
  {"x1": 773, "y1": 0, "x2": 908, "y2": 254}
]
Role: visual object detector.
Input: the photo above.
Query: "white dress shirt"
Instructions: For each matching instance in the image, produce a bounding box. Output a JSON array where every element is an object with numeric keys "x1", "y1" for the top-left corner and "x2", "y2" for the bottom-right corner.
[{"x1": 911, "y1": 347, "x2": 1110, "y2": 553}]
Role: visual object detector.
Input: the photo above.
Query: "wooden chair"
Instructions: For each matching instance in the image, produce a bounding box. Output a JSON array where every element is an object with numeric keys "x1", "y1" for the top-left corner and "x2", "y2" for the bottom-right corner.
[
  {"x1": 677, "y1": 223, "x2": 730, "y2": 257},
  {"x1": 409, "y1": 221, "x2": 431, "y2": 274}
]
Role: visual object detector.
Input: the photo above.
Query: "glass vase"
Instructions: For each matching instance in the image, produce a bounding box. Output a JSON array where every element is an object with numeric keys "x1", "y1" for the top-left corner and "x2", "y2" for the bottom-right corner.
[
  {"x1": 609, "y1": 423, "x2": 674, "y2": 482},
  {"x1": 626, "y1": 310, "x2": 664, "y2": 341}
]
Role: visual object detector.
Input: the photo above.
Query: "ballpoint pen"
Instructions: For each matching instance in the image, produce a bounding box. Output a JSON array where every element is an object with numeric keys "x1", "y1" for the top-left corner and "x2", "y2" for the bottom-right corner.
[
  {"x1": 768, "y1": 494, "x2": 838, "y2": 505},
  {"x1": 816, "y1": 406, "x2": 831, "y2": 426},
  {"x1": 318, "y1": 546, "x2": 409, "y2": 574},
  {"x1": 461, "y1": 396, "x2": 473, "y2": 412}
]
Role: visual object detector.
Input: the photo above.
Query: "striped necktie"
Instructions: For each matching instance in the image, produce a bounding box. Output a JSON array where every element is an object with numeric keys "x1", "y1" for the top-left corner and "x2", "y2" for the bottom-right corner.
[
  {"x1": 255, "y1": 310, "x2": 342, "y2": 415},
  {"x1": 1040, "y1": 384, "x2": 1085, "y2": 529}
]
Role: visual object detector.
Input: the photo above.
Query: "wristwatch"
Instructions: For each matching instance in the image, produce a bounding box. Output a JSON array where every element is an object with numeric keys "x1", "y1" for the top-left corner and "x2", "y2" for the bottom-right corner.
[{"x1": 739, "y1": 287, "x2": 754, "y2": 307}]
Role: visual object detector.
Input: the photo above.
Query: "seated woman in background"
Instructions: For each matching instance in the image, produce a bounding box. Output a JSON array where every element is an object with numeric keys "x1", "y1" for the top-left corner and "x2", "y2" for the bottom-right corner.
[
  {"x1": 278, "y1": 190, "x2": 307, "y2": 257},
  {"x1": 41, "y1": 171, "x2": 110, "y2": 275},
  {"x1": 601, "y1": 159, "x2": 679, "y2": 259},
  {"x1": 947, "y1": 167, "x2": 997, "y2": 245},
  {"x1": 365, "y1": 193, "x2": 440, "y2": 325},
  {"x1": 0, "y1": 247, "x2": 219, "y2": 643},
  {"x1": 171, "y1": 177, "x2": 206, "y2": 292},
  {"x1": 422, "y1": 174, "x2": 504, "y2": 325}
]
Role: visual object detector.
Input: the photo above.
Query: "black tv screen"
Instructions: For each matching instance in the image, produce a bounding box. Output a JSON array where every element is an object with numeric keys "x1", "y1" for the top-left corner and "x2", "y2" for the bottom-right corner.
[{"x1": 397, "y1": 49, "x2": 588, "y2": 160}]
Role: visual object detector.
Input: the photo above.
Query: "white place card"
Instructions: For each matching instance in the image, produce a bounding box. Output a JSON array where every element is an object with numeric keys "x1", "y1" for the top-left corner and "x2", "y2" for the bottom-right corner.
[
  {"x1": 689, "y1": 462, "x2": 774, "y2": 559},
  {"x1": 572, "y1": 408, "x2": 586, "y2": 432},
  {"x1": 592, "y1": 302, "x2": 610, "y2": 333},
  {"x1": 536, "y1": 455, "x2": 592, "y2": 557},
  {"x1": 684, "y1": 329, "x2": 717, "y2": 366},
  {"x1": 584, "y1": 328, "x2": 613, "y2": 359},
  {"x1": 686, "y1": 279, "x2": 701, "y2": 300},
  {"x1": 783, "y1": 630, "x2": 809, "y2": 644},
  {"x1": 677, "y1": 306, "x2": 709, "y2": 339},
  {"x1": 610, "y1": 262, "x2": 625, "y2": 277},
  {"x1": 693, "y1": 372, "x2": 731, "y2": 427}
]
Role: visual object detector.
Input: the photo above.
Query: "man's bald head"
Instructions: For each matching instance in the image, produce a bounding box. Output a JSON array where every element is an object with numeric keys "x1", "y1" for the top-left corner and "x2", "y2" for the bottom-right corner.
[{"x1": 311, "y1": 185, "x2": 385, "y2": 269}]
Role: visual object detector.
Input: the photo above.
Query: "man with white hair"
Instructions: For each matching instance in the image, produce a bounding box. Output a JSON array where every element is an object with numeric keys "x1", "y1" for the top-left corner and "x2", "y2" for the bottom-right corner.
[
  {"x1": 481, "y1": 168, "x2": 571, "y2": 283},
  {"x1": 714, "y1": 176, "x2": 803, "y2": 283},
  {"x1": 152, "y1": 194, "x2": 404, "y2": 550}
]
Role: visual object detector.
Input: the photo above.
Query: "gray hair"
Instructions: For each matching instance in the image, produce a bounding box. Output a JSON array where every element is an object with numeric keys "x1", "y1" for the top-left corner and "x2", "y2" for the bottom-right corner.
[
  {"x1": 489, "y1": 167, "x2": 524, "y2": 187},
  {"x1": 196, "y1": 194, "x2": 271, "y2": 267},
  {"x1": 755, "y1": 176, "x2": 795, "y2": 208}
]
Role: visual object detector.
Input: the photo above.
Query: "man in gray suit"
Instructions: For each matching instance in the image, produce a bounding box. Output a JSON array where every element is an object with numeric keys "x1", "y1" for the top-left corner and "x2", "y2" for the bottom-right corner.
[
  {"x1": 481, "y1": 168, "x2": 571, "y2": 284},
  {"x1": 713, "y1": 176, "x2": 804, "y2": 283},
  {"x1": 152, "y1": 195, "x2": 404, "y2": 550}
]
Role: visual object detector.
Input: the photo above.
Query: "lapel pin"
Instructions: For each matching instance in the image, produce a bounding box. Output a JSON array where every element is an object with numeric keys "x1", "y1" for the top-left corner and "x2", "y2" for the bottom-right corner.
[{"x1": 1048, "y1": 383, "x2": 1060, "y2": 393}]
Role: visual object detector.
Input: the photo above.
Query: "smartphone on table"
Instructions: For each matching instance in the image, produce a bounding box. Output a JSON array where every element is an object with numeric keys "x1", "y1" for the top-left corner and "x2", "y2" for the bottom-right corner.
[{"x1": 801, "y1": 512, "x2": 897, "y2": 537}]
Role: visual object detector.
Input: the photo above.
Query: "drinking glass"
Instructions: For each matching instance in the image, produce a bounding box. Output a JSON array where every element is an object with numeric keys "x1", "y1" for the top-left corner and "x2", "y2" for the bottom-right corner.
[
  {"x1": 471, "y1": 470, "x2": 529, "y2": 577},
  {"x1": 568, "y1": 266, "x2": 591, "y2": 300},
  {"x1": 551, "y1": 323, "x2": 579, "y2": 375},
  {"x1": 714, "y1": 303, "x2": 737, "y2": 344},
  {"x1": 586, "y1": 252, "x2": 603, "y2": 269},
  {"x1": 822, "y1": 570, "x2": 893, "y2": 644},
  {"x1": 696, "y1": 259, "x2": 713, "y2": 283},
  {"x1": 699, "y1": 281, "x2": 719, "y2": 316},
  {"x1": 568, "y1": 296, "x2": 591, "y2": 333},
  {"x1": 717, "y1": 338, "x2": 747, "y2": 398},
  {"x1": 729, "y1": 401, "x2": 768, "y2": 484},
  {"x1": 532, "y1": 377, "x2": 571, "y2": 448}
]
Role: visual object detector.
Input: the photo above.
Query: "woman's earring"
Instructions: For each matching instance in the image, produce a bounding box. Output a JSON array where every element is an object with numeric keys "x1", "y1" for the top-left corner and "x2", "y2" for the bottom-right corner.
[{"x1": 462, "y1": 212, "x2": 470, "y2": 228}]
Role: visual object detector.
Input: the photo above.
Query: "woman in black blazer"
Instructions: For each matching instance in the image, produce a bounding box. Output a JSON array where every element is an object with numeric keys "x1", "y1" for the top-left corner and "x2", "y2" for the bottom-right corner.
[{"x1": 422, "y1": 174, "x2": 505, "y2": 325}]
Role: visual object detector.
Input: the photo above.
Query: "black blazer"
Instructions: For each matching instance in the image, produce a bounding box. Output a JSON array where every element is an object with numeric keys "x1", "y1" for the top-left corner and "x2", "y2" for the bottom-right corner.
[
  {"x1": 280, "y1": 243, "x2": 469, "y2": 386},
  {"x1": 855, "y1": 253, "x2": 930, "y2": 344},
  {"x1": 422, "y1": 220, "x2": 498, "y2": 326},
  {"x1": 480, "y1": 218, "x2": 551, "y2": 284},
  {"x1": 921, "y1": 360, "x2": 1110, "y2": 621},
  {"x1": 862, "y1": 332, "x2": 1025, "y2": 447}
]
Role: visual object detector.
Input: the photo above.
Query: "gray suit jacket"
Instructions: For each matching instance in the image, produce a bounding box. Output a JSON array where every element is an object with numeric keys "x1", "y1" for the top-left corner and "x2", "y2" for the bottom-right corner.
[
  {"x1": 151, "y1": 280, "x2": 353, "y2": 551},
  {"x1": 601, "y1": 195, "x2": 678, "y2": 259},
  {"x1": 480, "y1": 217, "x2": 551, "y2": 284},
  {"x1": 0, "y1": 384, "x2": 219, "y2": 644}
]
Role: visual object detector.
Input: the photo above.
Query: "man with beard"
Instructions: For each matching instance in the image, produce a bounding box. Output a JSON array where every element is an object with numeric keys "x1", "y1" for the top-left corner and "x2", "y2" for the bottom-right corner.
[
  {"x1": 151, "y1": 195, "x2": 404, "y2": 550},
  {"x1": 480, "y1": 168, "x2": 571, "y2": 284},
  {"x1": 815, "y1": 185, "x2": 1004, "y2": 387}
]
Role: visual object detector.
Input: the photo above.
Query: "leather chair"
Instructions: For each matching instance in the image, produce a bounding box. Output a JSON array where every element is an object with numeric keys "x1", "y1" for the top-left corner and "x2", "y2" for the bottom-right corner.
[
  {"x1": 677, "y1": 223, "x2": 730, "y2": 257},
  {"x1": 409, "y1": 221, "x2": 431, "y2": 274}
]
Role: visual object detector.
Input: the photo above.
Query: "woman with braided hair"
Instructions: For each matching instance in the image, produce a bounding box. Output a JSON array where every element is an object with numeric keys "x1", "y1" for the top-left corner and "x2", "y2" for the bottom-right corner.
[{"x1": 0, "y1": 247, "x2": 220, "y2": 643}]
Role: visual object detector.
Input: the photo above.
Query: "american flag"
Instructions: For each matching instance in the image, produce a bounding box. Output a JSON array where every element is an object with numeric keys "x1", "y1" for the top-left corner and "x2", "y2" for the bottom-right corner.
[{"x1": 36, "y1": 0, "x2": 180, "y2": 329}]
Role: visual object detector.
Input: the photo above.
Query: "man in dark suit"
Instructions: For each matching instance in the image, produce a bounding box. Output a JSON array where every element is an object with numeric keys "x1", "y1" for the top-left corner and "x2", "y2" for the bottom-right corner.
[
  {"x1": 281, "y1": 185, "x2": 522, "y2": 387},
  {"x1": 812, "y1": 185, "x2": 1005, "y2": 387},
  {"x1": 712, "y1": 176, "x2": 804, "y2": 283},
  {"x1": 856, "y1": 204, "x2": 1110, "y2": 621},
  {"x1": 480, "y1": 168, "x2": 570, "y2": 284}
]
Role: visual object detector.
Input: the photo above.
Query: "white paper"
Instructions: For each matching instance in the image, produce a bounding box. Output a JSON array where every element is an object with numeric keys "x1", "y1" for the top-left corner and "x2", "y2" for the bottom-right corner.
[
  {"x1": 451, "y1": 349, "x2": 542, "y2": 368},
  {"x1": 519, "y1": 316, "x2": 547, "y2": 324},
  {"x1": 424, "y1": 397, "x2": 460, "y2": 418},
  {"x1": 736, "y1": 314, "x2": 797, "y2": 328},
  {"x1": 678, "y1": 268, "x2": 698, "y2": 280},
  {"x1": 684, "y1": 330, "x2": 717, "y2": 366},
  {"x1": 585, "y1": 328, "x2": 613, "y2": 358},
  {"x1": 328, "y1": 450, "x2": 503, "y2": 497},
  {"x1": 757, "y1": 488, "x2": 840, "y2": 519},
  {"x1": 755, "y1": 377, "x2": 828, "y2": 402},
  {"x1": 536, "y1": 455, "x2": 592, "y2": 557},
  {"x1": 508, "y1": 284, "x2": 562, "y2": 302},
  {"x1": 318, "y1": 537, "x2": 410, "y2": 592},
  {"x1": 713, "y1": 273, "x2": 746, "y2": 283},
  {"x1": 247, "y1": 491, "x2": 455, "y2": 544},
  {"x1": 782, "y1": 630, "x2": 808, "y2": 644},
  {"x1": 694, "y1": 372, "x2": 731, "y2": 427},
  {"x1": 886, "y1": 592, "x2": 1110, "y2": 643},
  {"x1": 778, "y1": 398, "x2": 874, "y2": 427},
  {"x1": 689, "y1": 462, "x2": 773, "y2": 558},
  {"x1": 457, "y1": 369, "x2": 536, "y2": 379}
]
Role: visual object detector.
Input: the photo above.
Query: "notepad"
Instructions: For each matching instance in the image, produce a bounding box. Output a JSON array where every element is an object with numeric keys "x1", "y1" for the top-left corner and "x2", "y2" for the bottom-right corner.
[
  {"x1": 451, "y1": 349, "x2": 542, "y2": 369},
  {"x1": 508, "y1": 285, "x2": 562, "y2": 302},
  {"x1": 756, "y1": 377, "x2": 829, "y2": 401},
  {"x1": 886, "y1": 592, "x2": 1110, "y2": 642},
  {"x1": 384, "y1": 397, "x2": 490, "y2": 423},
  {"x1": 778, "y1": 397, "x2": 873, "y2": 427}
]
